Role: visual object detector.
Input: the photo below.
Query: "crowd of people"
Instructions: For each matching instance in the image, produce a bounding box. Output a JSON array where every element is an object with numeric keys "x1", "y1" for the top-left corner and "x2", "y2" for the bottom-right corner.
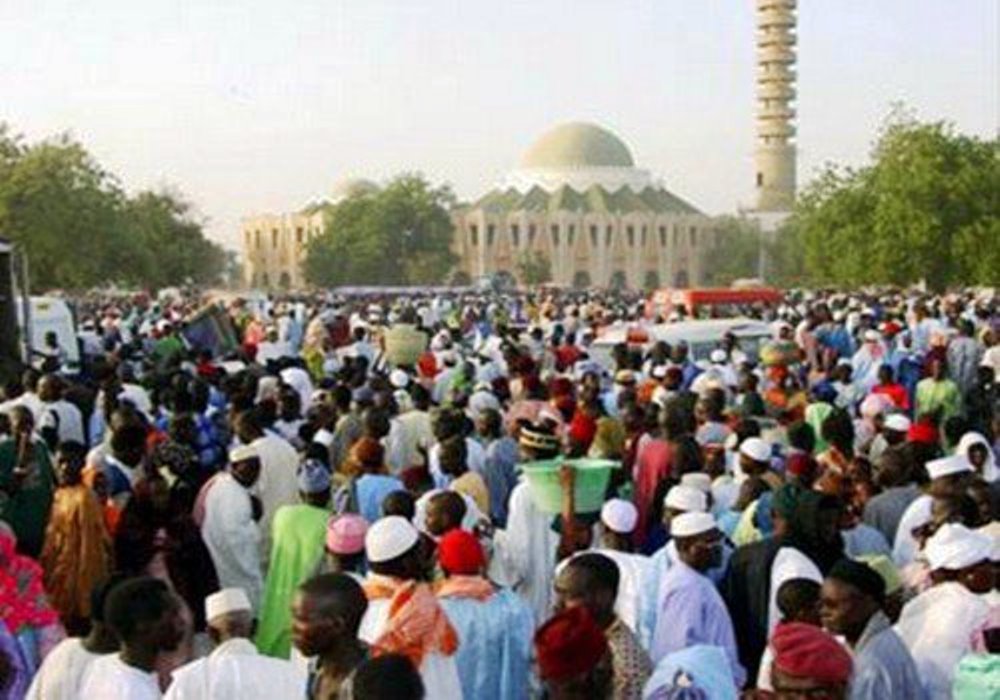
[{"x1": 0, "y1": 284, "x2": 997, "y2": 699}]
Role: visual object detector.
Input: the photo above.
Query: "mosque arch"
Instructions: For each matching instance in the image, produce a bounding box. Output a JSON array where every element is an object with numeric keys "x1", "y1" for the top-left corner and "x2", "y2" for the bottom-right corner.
[
  {"x1": 572, "y1": 270, "x2": 592, "y2": 289},
  {"x1": 674, "y1": 269, "x2": 690, "y2": 288},
  {"x1": 279, "y1": 272, "x2": 292, "y2": 289},
  {"x1": 643, "y1": 270, "x2": 660, "y2": 290},
  {"x1": 610, "y1": 270, "x2": 627, "y2": 290}
]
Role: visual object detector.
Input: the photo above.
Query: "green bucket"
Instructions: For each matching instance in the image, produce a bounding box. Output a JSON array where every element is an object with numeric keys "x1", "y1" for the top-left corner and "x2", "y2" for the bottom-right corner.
[{"x1": 519, "y1": 458, "x2": 619, "y2": 514}]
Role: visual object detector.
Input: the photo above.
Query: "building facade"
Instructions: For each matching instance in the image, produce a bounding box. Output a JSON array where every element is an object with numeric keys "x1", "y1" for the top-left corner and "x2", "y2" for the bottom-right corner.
[
  {"x1": 241, "y1": 178, "x2": 376, "y2": 289},
  {"x1": 452, "y1": 122, "x2": 714, "y2": 289}
]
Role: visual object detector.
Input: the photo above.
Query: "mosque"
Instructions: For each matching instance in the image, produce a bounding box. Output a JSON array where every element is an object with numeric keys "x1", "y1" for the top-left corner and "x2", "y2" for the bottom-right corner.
[{"x1": 241, "y1": 0, "x2": 797, "y2": 290}]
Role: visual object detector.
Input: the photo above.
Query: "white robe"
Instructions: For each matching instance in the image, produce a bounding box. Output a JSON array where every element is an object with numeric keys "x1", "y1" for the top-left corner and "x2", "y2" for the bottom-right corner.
[
  {"x1": 894, "y1": 582, "x2": 991, "y2": 700},
  {"x1": 359, "y1": 585, "x2": 463, "y2": 700},
  {"x1": 26, "y1": 637, "x2": 105, "y2": 700},
  {"x1": 201, "y1": 474, "x2": 263, "y2": 610},
  {"x1": 767, "y1": 547, "x2": 822, "y2": 636},
  {"x1": 892, "y1": 494, "x2": 932, "y2": 567},
  {"x1": 80, "y1": 654, "x2": 162, "y2": 700},
  {"x1": 163, "y1": 638, "x2": 305, "y2": 700},
  {"x1": 490, "y1": 480, "x2": 559, "y2": 623},
  {"x1": 250, "y1": 434, "x2": 300, "y2": 560}
]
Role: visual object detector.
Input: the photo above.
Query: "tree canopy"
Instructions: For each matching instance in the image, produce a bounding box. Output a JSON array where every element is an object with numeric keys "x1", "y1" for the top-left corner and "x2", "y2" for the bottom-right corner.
[
  {"x1": 0, "y1": 124, "x2": 227, "y2": 291},
  {"x1": 784, "y1": 110, "x2": 998, "y2": 290},
  {"x1": 515, "y1": 250, "x2": 552, "y2": 285},
  {"x1": 304, "y1": 174, "x2": 457, "y2": 287}
]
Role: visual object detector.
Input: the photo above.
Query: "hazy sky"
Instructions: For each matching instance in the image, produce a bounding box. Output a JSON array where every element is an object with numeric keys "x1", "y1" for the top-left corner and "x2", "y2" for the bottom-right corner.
[{"x1": 4, "y1": 1, "x2": 996, "y2": 249}]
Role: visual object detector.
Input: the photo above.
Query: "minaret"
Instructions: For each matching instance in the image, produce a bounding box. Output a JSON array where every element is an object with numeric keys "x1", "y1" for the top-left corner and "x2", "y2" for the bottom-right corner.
[{"x1": 754, "y1": 0, "x2": 797, "y2": 212}]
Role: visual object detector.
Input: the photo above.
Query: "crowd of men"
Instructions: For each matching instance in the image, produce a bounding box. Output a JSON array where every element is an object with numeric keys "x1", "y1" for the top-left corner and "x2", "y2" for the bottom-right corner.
[{"x1": 0, "y1": 284, "x2": 997, "y2": 699}]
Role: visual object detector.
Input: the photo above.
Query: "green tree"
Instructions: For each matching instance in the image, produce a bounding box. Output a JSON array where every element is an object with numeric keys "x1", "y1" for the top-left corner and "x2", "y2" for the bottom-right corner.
[
  {"x1": 304, "y1": 174, "x2": 457, "y2": 287},
  {"x1": 515, "y1": 250, "x2": 552, "y2": 285},
  {"x1": 701, "y1": 216, "x2": 764, "y2": 286},
  {"x1": 791, "y1": 108, "x2": 999, "y2": 289}
]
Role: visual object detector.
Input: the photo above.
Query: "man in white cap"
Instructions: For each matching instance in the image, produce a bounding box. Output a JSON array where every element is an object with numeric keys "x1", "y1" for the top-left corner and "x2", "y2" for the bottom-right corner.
[
  {"x1": 650, "y1": 512, "x2": 746, "y2": 688},
  {"x1": 739, "y1": 437, "x2": 782, "y2": 490},
  {"x1": 201, "y1": 445, "x2": 265, "y2": 610},
  {"x1": 894, "y1": 523, "x2": 995, "y2": 699},
  {"x1": 892, "y1": 453, "x2": 975, "y2": 567},
  {"x1": 867, "y1": 412, "x2": 910, "y2": 464},
  {"x1": 164, "y1": 588, "x2": 304, "y2": 699},
  {"x1": 360, "y1": 516, "x2": 462, "y2": 698},
  {"x1": 590, "y1": 499, "x2": 656, "y2": 638}
]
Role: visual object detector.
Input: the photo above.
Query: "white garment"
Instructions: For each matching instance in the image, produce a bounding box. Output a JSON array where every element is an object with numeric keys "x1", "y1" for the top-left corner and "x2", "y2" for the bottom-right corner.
[
  {"x1": 26, "y1": 637, "x2": 105, "y2": 700},
  {"x1": 593, "y1": 548, "x2": 655, "y2": 637},
  {"x1": 80, "y1": 654, "x2": 162, "y2": 700},
  {"x1": 255, "y1": 341, "x2": 292, "y2": 364},
  {"x1": 428, "y1": 436, "x2": 487, "y2": 486},
  {"x1": 490, "y1": 481, "x2": 558, "y2": 624},
  {"x1": 894, "y1": 582, "x2": 991, "y2": 700},
  {"x1": 40, "y1": 399, "x2": 85, "y2": 444},
  {"x1": 767, "y1": 547, "x2": 822, "y2": 636},
  {"x1": 163, "y1": 638, "x2": 305, "y2": 700},
  {"x1": 385, "y1": 410, "x2": 433, "y2": 474},
  {"x1": 250, "y1": 434, "x2": 300, "y2": 559},
  {"x1": 892, "y1": 494, "x2": 932, "y2": 567},
  {"x1": 201, "y1": 473, "x2": 263, "y2": 610},
  {"x1": 358, "y1": 587, "x2": 463, "y2": 700}
]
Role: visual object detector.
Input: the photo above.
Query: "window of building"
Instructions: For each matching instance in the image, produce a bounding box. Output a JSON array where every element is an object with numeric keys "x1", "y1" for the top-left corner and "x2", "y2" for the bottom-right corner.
[
  {"x1": 590, "y1": 225, "x2": 598, "y2": 248},
  {"x1": 254, "y1": 230, "x2": 261, "y2": 249},
  {"x1": 470, "y1": 224, "x2": 479, "y2": 247},
  {"x1": 756, "y1": 172, "x2": 764, "y2": 187},
  {"x1": 568, "y1": 224, "x2": 575, "y2": 246},
  {"x1": 659, "y1": 226, "x2": 667, "y2": 247},
  {"x1": 551, "y1": 224, "x2": 560, "y2": 247},
  {"x1": 528, "y1": 224, "x2": 536, "y2": 245},
  {"x1": 626, "y1": 225, "x2": 635, "y2": 247},
  {"x1": 511, "y1": 224, "x2": 520, "y2": 247},
  {"x1": 296, "y1": 227, "x2": 304, "y2": 244},
  {"x1": 641, "y1": 226, "x2": 647, "y2": 246},
  {"x1": 272, "y1": 229, "x2": 279, "y2": 248},
  {"x1": 487, "y1": 224, "x2": 495, "y2": 247},
  {"x1": 689, "y1": 227, "x2": 697, "y2": 247},
  {"x1": 673, "y1": 227, "x2": 680, "y2": 247},
  {"x1": 605, "y1": 226, "x2": 613, "y2": 246}
]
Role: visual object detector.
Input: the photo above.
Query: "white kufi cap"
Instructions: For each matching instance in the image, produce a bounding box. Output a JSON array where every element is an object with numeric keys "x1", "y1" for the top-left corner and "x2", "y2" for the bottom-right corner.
[
  {"x1": 600, "y1": 499, "x2": 638, "y2": 534},
  {"x1": 365, "y1": 516, "x2": 420, "y2": 564},
  {"x1": 671, "y1": 512, "x2": 717, "y2": 538},
  {"x1": 739, "y1": 437, "x2": 771, "y2": 463},
  {"x1": 205, "y1": 588, "x2": 251, "y2": 622},
  {"x1": 680, "y1": 473, "x2": 712, "y2": 494},
  {"x1": 883, "y1": 414, "x2": 911, "y2": 433},
  {"x1": 925, "y1": 454, "x2": 973, "y2": 481},
  {"x1": 664, "y1": 485, "x2": 707, "y2": 513},
  {"x1": 925, "y1": 523, "x2": 993, "y2": 571}
]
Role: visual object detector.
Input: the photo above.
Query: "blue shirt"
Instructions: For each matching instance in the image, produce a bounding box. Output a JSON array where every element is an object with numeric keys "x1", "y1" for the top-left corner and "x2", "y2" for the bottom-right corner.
[
  {"x1": 851, "y1": 611, "x2": 926, "y2": 700},
  {"x1": 651, "y1": 559, "x2": 746, "y2": 689}
]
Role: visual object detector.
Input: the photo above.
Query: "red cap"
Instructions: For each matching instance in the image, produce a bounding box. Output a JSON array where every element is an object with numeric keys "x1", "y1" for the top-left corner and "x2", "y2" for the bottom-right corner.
[
  {"x1": 534, "y1": 606, "x2": 608, "y2": 681},
  {"x1": 437, "y1": 529, "x2": 486, "y2": 575},
  {"x1": 771, "y1": 622, "x2": 852, "y2": 684},
  {"x1": 568, "y1": 412, "x2": 597, "y2": 448},
  {"x1": 785, "y1": 452, "x2": 817, "y2": 479}
]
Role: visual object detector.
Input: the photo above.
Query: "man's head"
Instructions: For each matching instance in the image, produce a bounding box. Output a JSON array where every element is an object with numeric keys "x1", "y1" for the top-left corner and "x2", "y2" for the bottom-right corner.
[
  {"x1": 553, "y1": 552, "x2": 619, "y2": 627},
  {"x1": 424, "y1": 491, "x2": 466, "y2": 537},
  {"x1": 234, "y1": 410, "x2": 264, "y2": 444},
  {"x1": 770, "y1": 622, "x2": 852, "y2": 700},
  {"x1": 776, "y1": 578, "x2": 822, "y2": 626},
  {"x1": 291, "y1": 573, "x2": 368, "y2": 658},
  {"x1": 205, "y1": 588, "x2": 255, "y2": 645},
  {"x1": 476, "y1": 407, "x2": 503, "y2": 440},
  {"x1": 738, "y1": 437, "x2": 771, "y2": 476},
  {"x1": 534, "y1": 606, "x2": 612, "y2": 700},
  {"x1": 925, "y1": 523, "x2": 995, "y2": 594},
  {"x1": 229, "y1": 445, "x2": 262, "y2": 488},
  {"x1": 351, "y1": 654, "x2": 425, "y2": 700},
  {"x1": 104, "y1": 577, "x2": 185, "y2": 654},
  {"x1": 437, "y1": 528, "x2": 486, "y2": 577},
  {"x1": 55, "y1": 440, "x2": 87, "y2": 487},
  {"x1": 820, "y1": 559, "x2": 885, "y2": 643},
  {"x1": 926, "y1": 454, "x2": 974, "y2": 498},
  {"x1": 37, "y1": 374, "x2": 63, "y2": 402},
  {"x1": 365, "y1": 516, "x2": 424, "y2": 580},
  {"x1": 437, "y1": 436, "x2": 468, "y2": 478},
  {"x1": 671, "y1": 512, "x2": 723, "y2": 572}
]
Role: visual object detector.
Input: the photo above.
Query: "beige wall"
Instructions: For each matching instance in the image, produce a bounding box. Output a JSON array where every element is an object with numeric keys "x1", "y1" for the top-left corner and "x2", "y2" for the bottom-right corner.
[
  {"x1": 241, "y1": 211, "x2": 325, "y2": 289},
  {"x1": 452, "y1": 208, "x2": 713, "y2": 289}
]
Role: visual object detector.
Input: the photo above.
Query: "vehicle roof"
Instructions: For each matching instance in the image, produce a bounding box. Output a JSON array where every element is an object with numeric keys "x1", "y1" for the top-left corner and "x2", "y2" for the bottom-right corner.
[{"x1": 594, "y1": 318, "x2": 772, "y2": 345}]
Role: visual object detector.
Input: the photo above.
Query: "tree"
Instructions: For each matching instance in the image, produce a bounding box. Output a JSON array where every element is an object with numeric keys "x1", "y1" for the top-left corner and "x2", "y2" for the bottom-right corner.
[
  {"x1": 0, "y1": 124, "x2": 226, "y2": 291},
  {"x1": 304, "y1": 174, "x2": 457, "y2": 287},
  {"x1": 789, "y1": 108, "x2": 999, "y2": 289},
  {"x1": 515, "y1": 250, "x2": 552, "y2": 285},
  {"x1": 701, "y1": 216, "x2": 764, "y2": 286}
]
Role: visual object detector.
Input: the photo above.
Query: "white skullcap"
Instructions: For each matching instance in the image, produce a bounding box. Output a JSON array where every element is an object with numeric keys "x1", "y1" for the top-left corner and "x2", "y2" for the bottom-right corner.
[
  {"x1": 739, "y1": 437, "x2": 771, "y2": 463},
  {"x1": 671, "y1": 512, "x2": 717, "y2": 538},
  {"x1": 925, "y1": 454, "x2": 973, "y2": 481},
  {"x1": 651, "y1": 365, "x2": 669, "y2": 379},
  {"x1": 204, "y1": 588, "x2": 251, "y2": 622},
  {"x1": 665, "y1": 485, "x2": 708, "y2": 513},
  {"x1": 925, "y1": 523, "x2": 993, "y2": 571},
  {"x1": 680, "y1": 472, "x2": 712, "y2": 494},
  {"x1": 229, "y1": 444, "x2": 258, "y2": 463},
  {"x1": 365, "y1": 516, "x2": 419, "y2": 564},
  {"x1": 710, "y1": 349, "x2": 727, "y2": 364},
  {"x1": 863, "y1": 329, "x2": 881, "y2": 342},
  {"x1": 883, "y1": 414, "x2": 912, "y2": 433},
  {"x1": 600, "y1": 499, "x2": 638, "y2": 534},
  {"x1": 389, "y1": 369, "x2": 410, "y2": 389},
  {"x1": 312, "y1": 428, "x2": 335, "y2": 448}
]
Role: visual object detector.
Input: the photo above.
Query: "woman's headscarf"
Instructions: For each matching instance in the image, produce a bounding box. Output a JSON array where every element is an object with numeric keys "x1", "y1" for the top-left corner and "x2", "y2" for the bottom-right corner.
[
  {"x1": 956, "y1": 432, "x2": 998, "y2": 482},
  {"x1": 0, "y1": 524, "x2": 60, "y2": 634}
]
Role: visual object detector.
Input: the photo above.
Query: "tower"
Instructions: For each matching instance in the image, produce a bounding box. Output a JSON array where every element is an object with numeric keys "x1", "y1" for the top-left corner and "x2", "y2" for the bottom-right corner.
[{"x1": 754, "y1": 0, "x2": 797, "y2": 212}]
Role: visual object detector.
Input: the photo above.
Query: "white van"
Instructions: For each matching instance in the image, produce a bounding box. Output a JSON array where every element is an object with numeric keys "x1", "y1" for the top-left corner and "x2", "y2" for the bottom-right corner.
[{"x1": 17, "y1": 296, "x2": 81, "y2": 374}]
